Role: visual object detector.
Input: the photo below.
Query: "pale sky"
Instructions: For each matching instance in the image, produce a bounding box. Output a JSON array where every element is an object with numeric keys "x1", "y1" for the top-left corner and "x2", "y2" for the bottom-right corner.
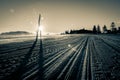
[{"x1": 0, "y1": 0, "x2": 120, "y2": 34}]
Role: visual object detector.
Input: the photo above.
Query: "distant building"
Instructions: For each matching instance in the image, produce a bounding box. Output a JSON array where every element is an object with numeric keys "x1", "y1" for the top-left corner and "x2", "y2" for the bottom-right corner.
[
  {"x1": 65, "y1": 30, "x2": 69, "y2": 34},
  {"x1": 69, "y1": 28, "x2": 93, "y2": 34},
  {"x1": 107, "y1": 30, "x2": 112, "y2": 33}
]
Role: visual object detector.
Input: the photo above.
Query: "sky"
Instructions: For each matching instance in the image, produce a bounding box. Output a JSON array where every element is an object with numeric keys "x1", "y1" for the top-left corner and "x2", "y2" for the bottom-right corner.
[{"x1": 0, "y1": 0, "x2": 120, "y2": 34}]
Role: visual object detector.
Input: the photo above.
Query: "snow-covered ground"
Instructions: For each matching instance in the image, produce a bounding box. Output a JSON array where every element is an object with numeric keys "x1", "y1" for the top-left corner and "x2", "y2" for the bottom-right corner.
[{"x1": 0, "y1": 34, "x2": 120, "y2": 80}]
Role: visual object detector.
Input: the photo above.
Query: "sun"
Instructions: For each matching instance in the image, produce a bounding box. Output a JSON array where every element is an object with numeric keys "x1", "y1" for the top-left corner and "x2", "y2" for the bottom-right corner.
[
  {"x1": 39, "y1": 25, "x2": 44, "y2": 32},
  {"x1": 38, "y1": 25, "x2": 46, "y2": 35}
]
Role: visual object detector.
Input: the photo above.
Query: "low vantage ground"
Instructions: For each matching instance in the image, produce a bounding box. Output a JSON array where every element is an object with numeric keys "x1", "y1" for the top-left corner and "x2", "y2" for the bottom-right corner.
[
  {"x1": 0, "y1": 34, "x2": 120, "y2": 80},
  {"x1": 0, "y1": 0, "x2": 120, "y2": 80}
]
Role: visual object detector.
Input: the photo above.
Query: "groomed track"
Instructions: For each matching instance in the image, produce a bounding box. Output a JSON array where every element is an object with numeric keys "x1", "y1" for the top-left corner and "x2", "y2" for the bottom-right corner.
[{"x1": 0, "y1": 34, "x2": 120, "y2": 80}]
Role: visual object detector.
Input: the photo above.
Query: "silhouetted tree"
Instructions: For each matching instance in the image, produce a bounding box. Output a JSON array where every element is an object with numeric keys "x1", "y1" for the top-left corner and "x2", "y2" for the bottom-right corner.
[
  {"x1": 93, "y1": 25, "x2": 97, "y2": 34},
  {"x1": 110, "y1": 22, "x2": 117, "y2": 32},
  {"x1": 103, "y1": 25, "x2": 107, "y2": 33},
  {"x1": 110, "y1": 22, "x2": 118, "y2": 34},
  {"x1": 118, "y1": 27, "x2": 120, "y2": 33},
  {"x1": 111, "y1": 22, "x2": 115, "y2": 29},
  {"x1": 97, "y1": 25, "x2": 101, "y2": 33}
]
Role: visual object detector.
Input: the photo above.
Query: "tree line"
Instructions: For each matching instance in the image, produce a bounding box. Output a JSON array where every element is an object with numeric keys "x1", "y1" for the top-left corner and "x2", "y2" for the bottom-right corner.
[{"x1": 64, "y1": 22, "x2": 120, "y2": 34}]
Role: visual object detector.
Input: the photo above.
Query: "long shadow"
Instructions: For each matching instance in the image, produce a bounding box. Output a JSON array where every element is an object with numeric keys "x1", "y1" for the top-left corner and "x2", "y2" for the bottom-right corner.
[
  {"x1": 37, "y1": 38, "x2": 44, "y2": 80},
  {"x1": 5, "y1": 33, "x2": 40, "y2": 80},
  {"x1": 26, "y1": 36, "x2": 44, "y2": 80},
  {"x1": 4, "y1": 15, "x2": 44, "y2": 80}
]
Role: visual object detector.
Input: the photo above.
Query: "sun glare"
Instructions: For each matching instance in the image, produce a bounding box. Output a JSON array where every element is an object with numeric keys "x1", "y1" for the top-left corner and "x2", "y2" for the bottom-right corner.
[
  {"x1": 38, "y1": 25, "x2": 46, "y2": 35},
  {"x1": 39, "y1": 25, "x2": 44, "y2": 32}
]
